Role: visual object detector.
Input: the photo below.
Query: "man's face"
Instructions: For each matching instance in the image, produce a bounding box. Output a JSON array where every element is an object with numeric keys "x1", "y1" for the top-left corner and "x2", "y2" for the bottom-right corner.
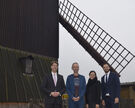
[
  {"x1": 51, "y1": 63, "x2": 58, "y2": 72},
  {"x1": 72, "y1": 64, "x2": 79, "y2": 73},
  {"x1": 103, "y1": 64, "x2": 110, "y2": 73}
]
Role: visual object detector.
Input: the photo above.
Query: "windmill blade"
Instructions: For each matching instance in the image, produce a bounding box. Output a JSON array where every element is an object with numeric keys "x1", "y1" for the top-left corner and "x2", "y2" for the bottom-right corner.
[{"x1": 59, "y1": 0, "x2": 135, "y2": 74}]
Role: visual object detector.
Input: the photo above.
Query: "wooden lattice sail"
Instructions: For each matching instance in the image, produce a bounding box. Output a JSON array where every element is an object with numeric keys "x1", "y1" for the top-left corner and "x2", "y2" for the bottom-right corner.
[{"x1": 59, "y1": 0, "x2": 135, "y2": 74}]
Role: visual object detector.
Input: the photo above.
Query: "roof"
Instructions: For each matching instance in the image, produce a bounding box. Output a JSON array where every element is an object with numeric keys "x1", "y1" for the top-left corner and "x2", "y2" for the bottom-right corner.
[
  {"x1": 0, "y1": 46, "x2": 56, "y2": 102},
  {"x1": 121, "y1": 82, "x2": 135, "y2": 87}
]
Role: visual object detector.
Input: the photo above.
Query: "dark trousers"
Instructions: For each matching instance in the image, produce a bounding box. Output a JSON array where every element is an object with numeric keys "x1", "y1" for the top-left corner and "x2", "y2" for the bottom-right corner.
[
  {"x1": 88, "y1": 103, "x2": 96, "y2": 108},
  {"x1": 105, "y1": 97, "x2": 119, "y2": 108},
  {"x1": 45, "y1": 103, "x2": 62, "y2": 108}
]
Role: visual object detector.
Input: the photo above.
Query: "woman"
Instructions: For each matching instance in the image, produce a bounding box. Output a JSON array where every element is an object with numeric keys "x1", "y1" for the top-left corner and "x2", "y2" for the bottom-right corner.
[{"x1": 85, "y1": 71, "x2": 101, "y2": 108}]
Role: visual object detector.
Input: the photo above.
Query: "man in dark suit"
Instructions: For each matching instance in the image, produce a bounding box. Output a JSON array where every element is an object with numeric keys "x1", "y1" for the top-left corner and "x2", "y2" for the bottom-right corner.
[
  {"x1": 41, "y1": 61, "x2": 66, "y2": 108},
  {"x1": 101, "y1": 63, "x2": 120, "y2": 108}
]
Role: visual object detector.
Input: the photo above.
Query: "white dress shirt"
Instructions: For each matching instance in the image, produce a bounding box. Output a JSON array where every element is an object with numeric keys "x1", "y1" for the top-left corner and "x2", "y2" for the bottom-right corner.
[
  {"x1": 50, "y1": 72, "x2": 61, "y2": 96},
  {"x1": 104, "y1": 71, "x2": 110, "y2": 83},
  {"x1": 104, "y1": 71, "x2": 110, "y2": 96}
]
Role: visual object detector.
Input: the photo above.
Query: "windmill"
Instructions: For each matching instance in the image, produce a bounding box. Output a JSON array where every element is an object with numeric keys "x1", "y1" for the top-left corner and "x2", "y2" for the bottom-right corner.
[{"x1": 59, "y1": 0, "x2": 135, "y2": 75}]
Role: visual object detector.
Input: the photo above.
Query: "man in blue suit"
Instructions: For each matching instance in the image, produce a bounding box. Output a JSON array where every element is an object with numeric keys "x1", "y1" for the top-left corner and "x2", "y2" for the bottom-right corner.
[
  {"x1": 66, "y1": 62, "x2": 86, "y2": 108},
  {"x1": 101, "y1": 63, "x2": 120, "y2": 108}
]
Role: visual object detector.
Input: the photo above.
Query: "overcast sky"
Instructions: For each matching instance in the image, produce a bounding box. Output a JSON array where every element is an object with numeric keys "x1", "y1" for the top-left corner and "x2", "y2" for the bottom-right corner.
[{"x1": 59, "y1": 0, "x2": 135, "y2": 83}]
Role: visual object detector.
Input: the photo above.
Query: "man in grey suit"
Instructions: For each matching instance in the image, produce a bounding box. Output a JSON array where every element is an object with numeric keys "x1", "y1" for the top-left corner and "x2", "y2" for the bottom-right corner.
[{"x1": 41, "y1": 61, "x2": 66, "y2": 108}]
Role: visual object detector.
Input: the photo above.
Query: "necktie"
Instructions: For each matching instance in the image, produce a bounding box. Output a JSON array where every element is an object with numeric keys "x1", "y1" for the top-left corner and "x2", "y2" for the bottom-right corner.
[
  {"x1": 106, "y1": 74, "x2": 108, "y2": 83},
  {"x1": 54, "y1": 73, "x2": 56, "y2": 86}
]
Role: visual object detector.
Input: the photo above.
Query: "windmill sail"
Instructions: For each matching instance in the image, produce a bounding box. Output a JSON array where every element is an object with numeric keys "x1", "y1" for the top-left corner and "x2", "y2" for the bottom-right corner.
[{"x1": 59, "y1": 0, "x2": 135, "y2": 74}]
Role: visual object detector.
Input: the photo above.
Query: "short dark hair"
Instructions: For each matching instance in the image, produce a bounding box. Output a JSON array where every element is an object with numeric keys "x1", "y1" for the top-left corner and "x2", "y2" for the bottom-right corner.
[
  {"x1": 51, "y1": 61, "x2": 58, "y2": 66},
  {"x1": 102, "y1": 63, "x2": 110, "y2": 67}
]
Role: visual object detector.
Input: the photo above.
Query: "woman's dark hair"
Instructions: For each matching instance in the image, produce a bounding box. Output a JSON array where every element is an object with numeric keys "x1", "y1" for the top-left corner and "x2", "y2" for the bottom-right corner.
[{"x1": 89, "y1": 70, "x2": 97, "y2": 77}]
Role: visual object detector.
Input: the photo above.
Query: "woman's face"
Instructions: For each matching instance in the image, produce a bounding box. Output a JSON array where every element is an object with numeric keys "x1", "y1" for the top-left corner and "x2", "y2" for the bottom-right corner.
[{"x1": 89, "y1": 72, "x2": 96, "y2": 80}]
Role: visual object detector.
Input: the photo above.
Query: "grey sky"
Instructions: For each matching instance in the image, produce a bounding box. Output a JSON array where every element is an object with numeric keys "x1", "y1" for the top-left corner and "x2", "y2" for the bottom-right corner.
[{"x1": 59, "y1": 0, "x2": 135, "y2": 82}]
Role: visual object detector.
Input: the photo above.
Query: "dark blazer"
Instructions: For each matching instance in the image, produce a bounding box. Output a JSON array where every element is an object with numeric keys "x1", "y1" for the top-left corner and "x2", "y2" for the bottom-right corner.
[
  {"x1": 41, "y1": 73, "x2": 66, "y2": 104},
  {"x1": 66, "y1": 74, "x2": 86, "y2": 108},
  {"x1": 85, "y1": 79, "x2": 101, "y2": 105},
  {"x1": 101, "y1": 72, "x2": 120, "y2": 100}
]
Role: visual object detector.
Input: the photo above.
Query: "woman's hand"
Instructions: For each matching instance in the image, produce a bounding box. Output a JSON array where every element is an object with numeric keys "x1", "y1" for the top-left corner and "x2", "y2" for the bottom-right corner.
[
  {"x1": 95, "y1": 104, "x2": 99, "y2": 108},
  {"x1": 102, "y1": 100, "x2": 105, "y2": 106}
]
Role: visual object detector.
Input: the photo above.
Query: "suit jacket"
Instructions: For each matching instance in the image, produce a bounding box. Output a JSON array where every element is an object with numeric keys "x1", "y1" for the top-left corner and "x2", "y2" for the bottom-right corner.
[
  {"x1": 41, "y1": 73, "x2": 66, "y2": 104},
  {"x1": 66, "y1": 74, "x2": 86, "y2": 108},
  {"x1": 101, "y1": 72, "x2": 120, "y2": 100}
]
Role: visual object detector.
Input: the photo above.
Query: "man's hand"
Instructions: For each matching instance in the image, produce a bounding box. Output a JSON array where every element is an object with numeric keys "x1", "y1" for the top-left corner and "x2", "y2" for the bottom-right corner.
[
  {"x1": 54, "y1": 92, "x2": 60, "y2": 97},
  {"x1": 102, "y1": 100, "x2": 105, "y2": 106},
  {"x1": 96, "y1": 104, "x2": 99, "y2": 108},
  {"x1": 50, "y1": 92, "x2": 60, "y2": 97},
  {"x1": 114, "y1": 97, "x2": 119, "y2": 104},
  {"x1": 50, "y1": 92, "x2": 55, "y2": 97}
]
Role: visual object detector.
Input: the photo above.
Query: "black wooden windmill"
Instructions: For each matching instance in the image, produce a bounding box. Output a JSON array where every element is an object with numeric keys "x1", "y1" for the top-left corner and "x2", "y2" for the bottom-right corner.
[{"x1": 59, "y1": 0, "x2": 135, "y2": 75}]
